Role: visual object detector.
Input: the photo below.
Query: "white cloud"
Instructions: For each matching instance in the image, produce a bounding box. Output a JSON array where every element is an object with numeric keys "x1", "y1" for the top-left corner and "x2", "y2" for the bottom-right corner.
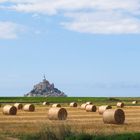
[
  {"x1": 62, "y1": 12, "x2": 140, "y2": 34},
  {"x1": 0, "y1": 0, "x2": 41, "y2": 3},
  {"x1": 0, "y1": 21, "x2": 24, "y2": 39},
  {"x1": 1, "y1": 0, "x2": 140, "y2": 34},
  {"x1": 1, "y1": 0, "x2": 140, "y2": 14}
]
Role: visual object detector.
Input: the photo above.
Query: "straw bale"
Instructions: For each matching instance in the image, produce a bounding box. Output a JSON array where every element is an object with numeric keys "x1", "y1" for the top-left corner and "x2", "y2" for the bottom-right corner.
[
  {"x1": 81, "y1": 104, "x2": 88, "y2": 109},
  {"x1": 52, "y1": 104, "x2": 61, "y2": 108},
  {"x1": 48, "y1": 107, "x2": 67, "y2": 120},
  {"x1": 14, "y1": 103, "x2": 23, "y2": 110},
  {"x1": 69, "y1": 102, "x2": 77, "y2": 107},
  {"x1": 23, "y1": 104, "x2": 35, "y2": 112},
  {"x1": 43, "y1": 102, "x2": 50, "y2": 105},
  {"x1": 98, "y1": 105, "x2": 112, "y2": 115},
  {"x1": 86, "y1": 105, "x2": 97, "y2": 112},
  {"x1": 3, "y1": 105, "x2": 17, "y2": 115},
  {"x1": 132, "y1": 101, "x2": 138, "y2": 104},
  {"x1": 117, "y1": 102, "x2": 124, "y2": 108},
  {"x1": 86, "y1": 102, "x2": 92, "y2": 105},
  {"x1": 103, "y1": 109, "x2": 125, "y2": 124}
]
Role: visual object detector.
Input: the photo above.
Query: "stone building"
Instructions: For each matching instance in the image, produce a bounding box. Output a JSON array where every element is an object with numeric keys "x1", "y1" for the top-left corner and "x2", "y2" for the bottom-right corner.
[{"x1": 24, "y1": 76, "x2": 67, "y2": 97}]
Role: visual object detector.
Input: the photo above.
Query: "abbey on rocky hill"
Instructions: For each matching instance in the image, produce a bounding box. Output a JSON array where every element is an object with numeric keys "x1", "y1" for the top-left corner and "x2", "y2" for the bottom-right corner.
[{"x1": 24, "y1": 75, "x2": 67, "y2": 97}]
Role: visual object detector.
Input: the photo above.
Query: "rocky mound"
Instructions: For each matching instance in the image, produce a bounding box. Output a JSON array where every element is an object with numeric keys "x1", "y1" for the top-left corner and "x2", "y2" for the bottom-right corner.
[{"x1": 24, "y1": 76, "x2": 67, "y2": 97}]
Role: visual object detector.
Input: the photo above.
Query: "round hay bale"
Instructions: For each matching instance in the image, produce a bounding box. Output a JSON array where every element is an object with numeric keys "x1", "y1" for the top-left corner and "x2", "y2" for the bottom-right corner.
[
  {"x1": 86, "y1": 105, "x2": 97, "y2": 112},
  {"x1": 132, "y1": 101, "x2": 138, "y2": 104},
  {"x1": 117, "y1": 102, "x2": 124, "y2": 108},
  {"x1": 43, "y1": 102, "x2": 50, "y2": 106},
  {"x1": 86, "y1": 102, "x2": 92, "y2": 105},
  {"x1": 52, "y1": 104, "x2": 61, "y2": 108},
  {"x1": 69, "y1": 102, "x2": 77, "y2": 107},
  {"x1": 80, "y1": 103, "x2": 88, "y2": 109},
  {"x1": 98, "y1": 105, "x2": 112, "y2": 115},
  {"x1": 103, "y1": 109, "x2": 125, "y2": 124},
  {"x1": 48, "y1": 107, "x2": 67, "y2": 120},
  {"x1": 3, "y1": 105, "x2": 17, "y2": 115},
  {"x1": 23, "y1": 104, "x2": 35, "y2": 112},
  {"x1": 14, "y1": 103, "x2": 23, "y2": 110}
]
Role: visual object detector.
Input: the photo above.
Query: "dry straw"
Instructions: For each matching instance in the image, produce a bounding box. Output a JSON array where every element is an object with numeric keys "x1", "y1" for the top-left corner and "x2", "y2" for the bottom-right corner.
[
  {"x1": 14, "y1": 103, "x2": 23, "y2": 110},
  {"x1": 23, "y1": 104, "x2": 35, "y2": 112},
  {"x1": 103, "y1": 109, "x2": 125, "y2": 124},
  {"x1": 3, "y1": 105, "x2": 17, "y2": 115},
  {"x1": 86, "y1": 102, "x2": 92, "y2": 105},
  {"x1": 80, "y1": 103, "x2": 88, "y2": 109},
  {"x1": 86, "y1": 105, "x2": 97, "y2": 112},
  {"x1": 52, "y1": 104, "x2": 61, "y2": 108},
  {"x1": 48, "y1": 107, "x2": 68, "y2": 120},
  {"x1": 132, "y1": 101, "x2": 138, "y2": 104},
  {"x1": 69, "y1": 102, "x2": 77, "y2": 107},
  {"x1": 43, "y1": 102, "x2": 50, "y2": 106},
  {"x1": 98, "y1": 105, "x2": 112, "y2": 115},
  {"x1": 117, "y1": 102, "x2": 124, "y2": 108}
]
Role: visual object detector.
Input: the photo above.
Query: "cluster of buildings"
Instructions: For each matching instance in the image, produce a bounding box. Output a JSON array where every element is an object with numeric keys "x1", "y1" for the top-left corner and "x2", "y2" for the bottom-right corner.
[{"x1": 24, "y1": 76, "x2": 67, "y2": 97}]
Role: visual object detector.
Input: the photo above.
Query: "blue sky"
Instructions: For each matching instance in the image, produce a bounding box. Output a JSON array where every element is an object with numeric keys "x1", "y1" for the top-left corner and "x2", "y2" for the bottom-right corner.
[{"x1": 0, "y1": 0, "x2": 140, "y2": 97}]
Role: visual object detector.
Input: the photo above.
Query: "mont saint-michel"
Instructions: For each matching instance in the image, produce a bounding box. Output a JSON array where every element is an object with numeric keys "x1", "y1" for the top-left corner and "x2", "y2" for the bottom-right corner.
[{"x1": 24, "y1": 76, "x2": 67, "y2": 97}]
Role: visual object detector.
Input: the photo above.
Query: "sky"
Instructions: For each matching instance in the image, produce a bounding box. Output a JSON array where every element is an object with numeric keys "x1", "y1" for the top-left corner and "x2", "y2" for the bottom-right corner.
[{"x1": 0, "y1": 0, "x2": 140, "y2": 97}]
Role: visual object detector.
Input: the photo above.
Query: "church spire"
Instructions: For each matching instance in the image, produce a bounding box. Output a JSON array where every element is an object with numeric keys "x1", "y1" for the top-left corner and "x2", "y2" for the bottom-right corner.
[
  {"x1": 43, "y1": 74, "x2": 47, "y2": 82},
  {"x1": 43, "y1": 74, "x2": 46, "y2": 80}
]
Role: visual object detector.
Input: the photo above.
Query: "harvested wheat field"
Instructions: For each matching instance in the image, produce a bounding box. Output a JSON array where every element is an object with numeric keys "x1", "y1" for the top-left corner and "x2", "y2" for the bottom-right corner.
[{"x1": 0, "y1": 104, "x2": 139, "y2": 138}]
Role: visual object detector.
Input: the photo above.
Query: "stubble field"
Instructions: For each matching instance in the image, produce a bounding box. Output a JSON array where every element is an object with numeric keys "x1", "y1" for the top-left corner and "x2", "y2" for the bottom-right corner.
[{"x1": 0, "y1": 103, "x2": 140, "y2": 139}]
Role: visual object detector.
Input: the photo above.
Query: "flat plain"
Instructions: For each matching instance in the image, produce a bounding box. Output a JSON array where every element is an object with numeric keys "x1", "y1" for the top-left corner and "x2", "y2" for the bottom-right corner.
[{"x1": 0, "y1": 103, "x2": 139, "y2": 139}]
